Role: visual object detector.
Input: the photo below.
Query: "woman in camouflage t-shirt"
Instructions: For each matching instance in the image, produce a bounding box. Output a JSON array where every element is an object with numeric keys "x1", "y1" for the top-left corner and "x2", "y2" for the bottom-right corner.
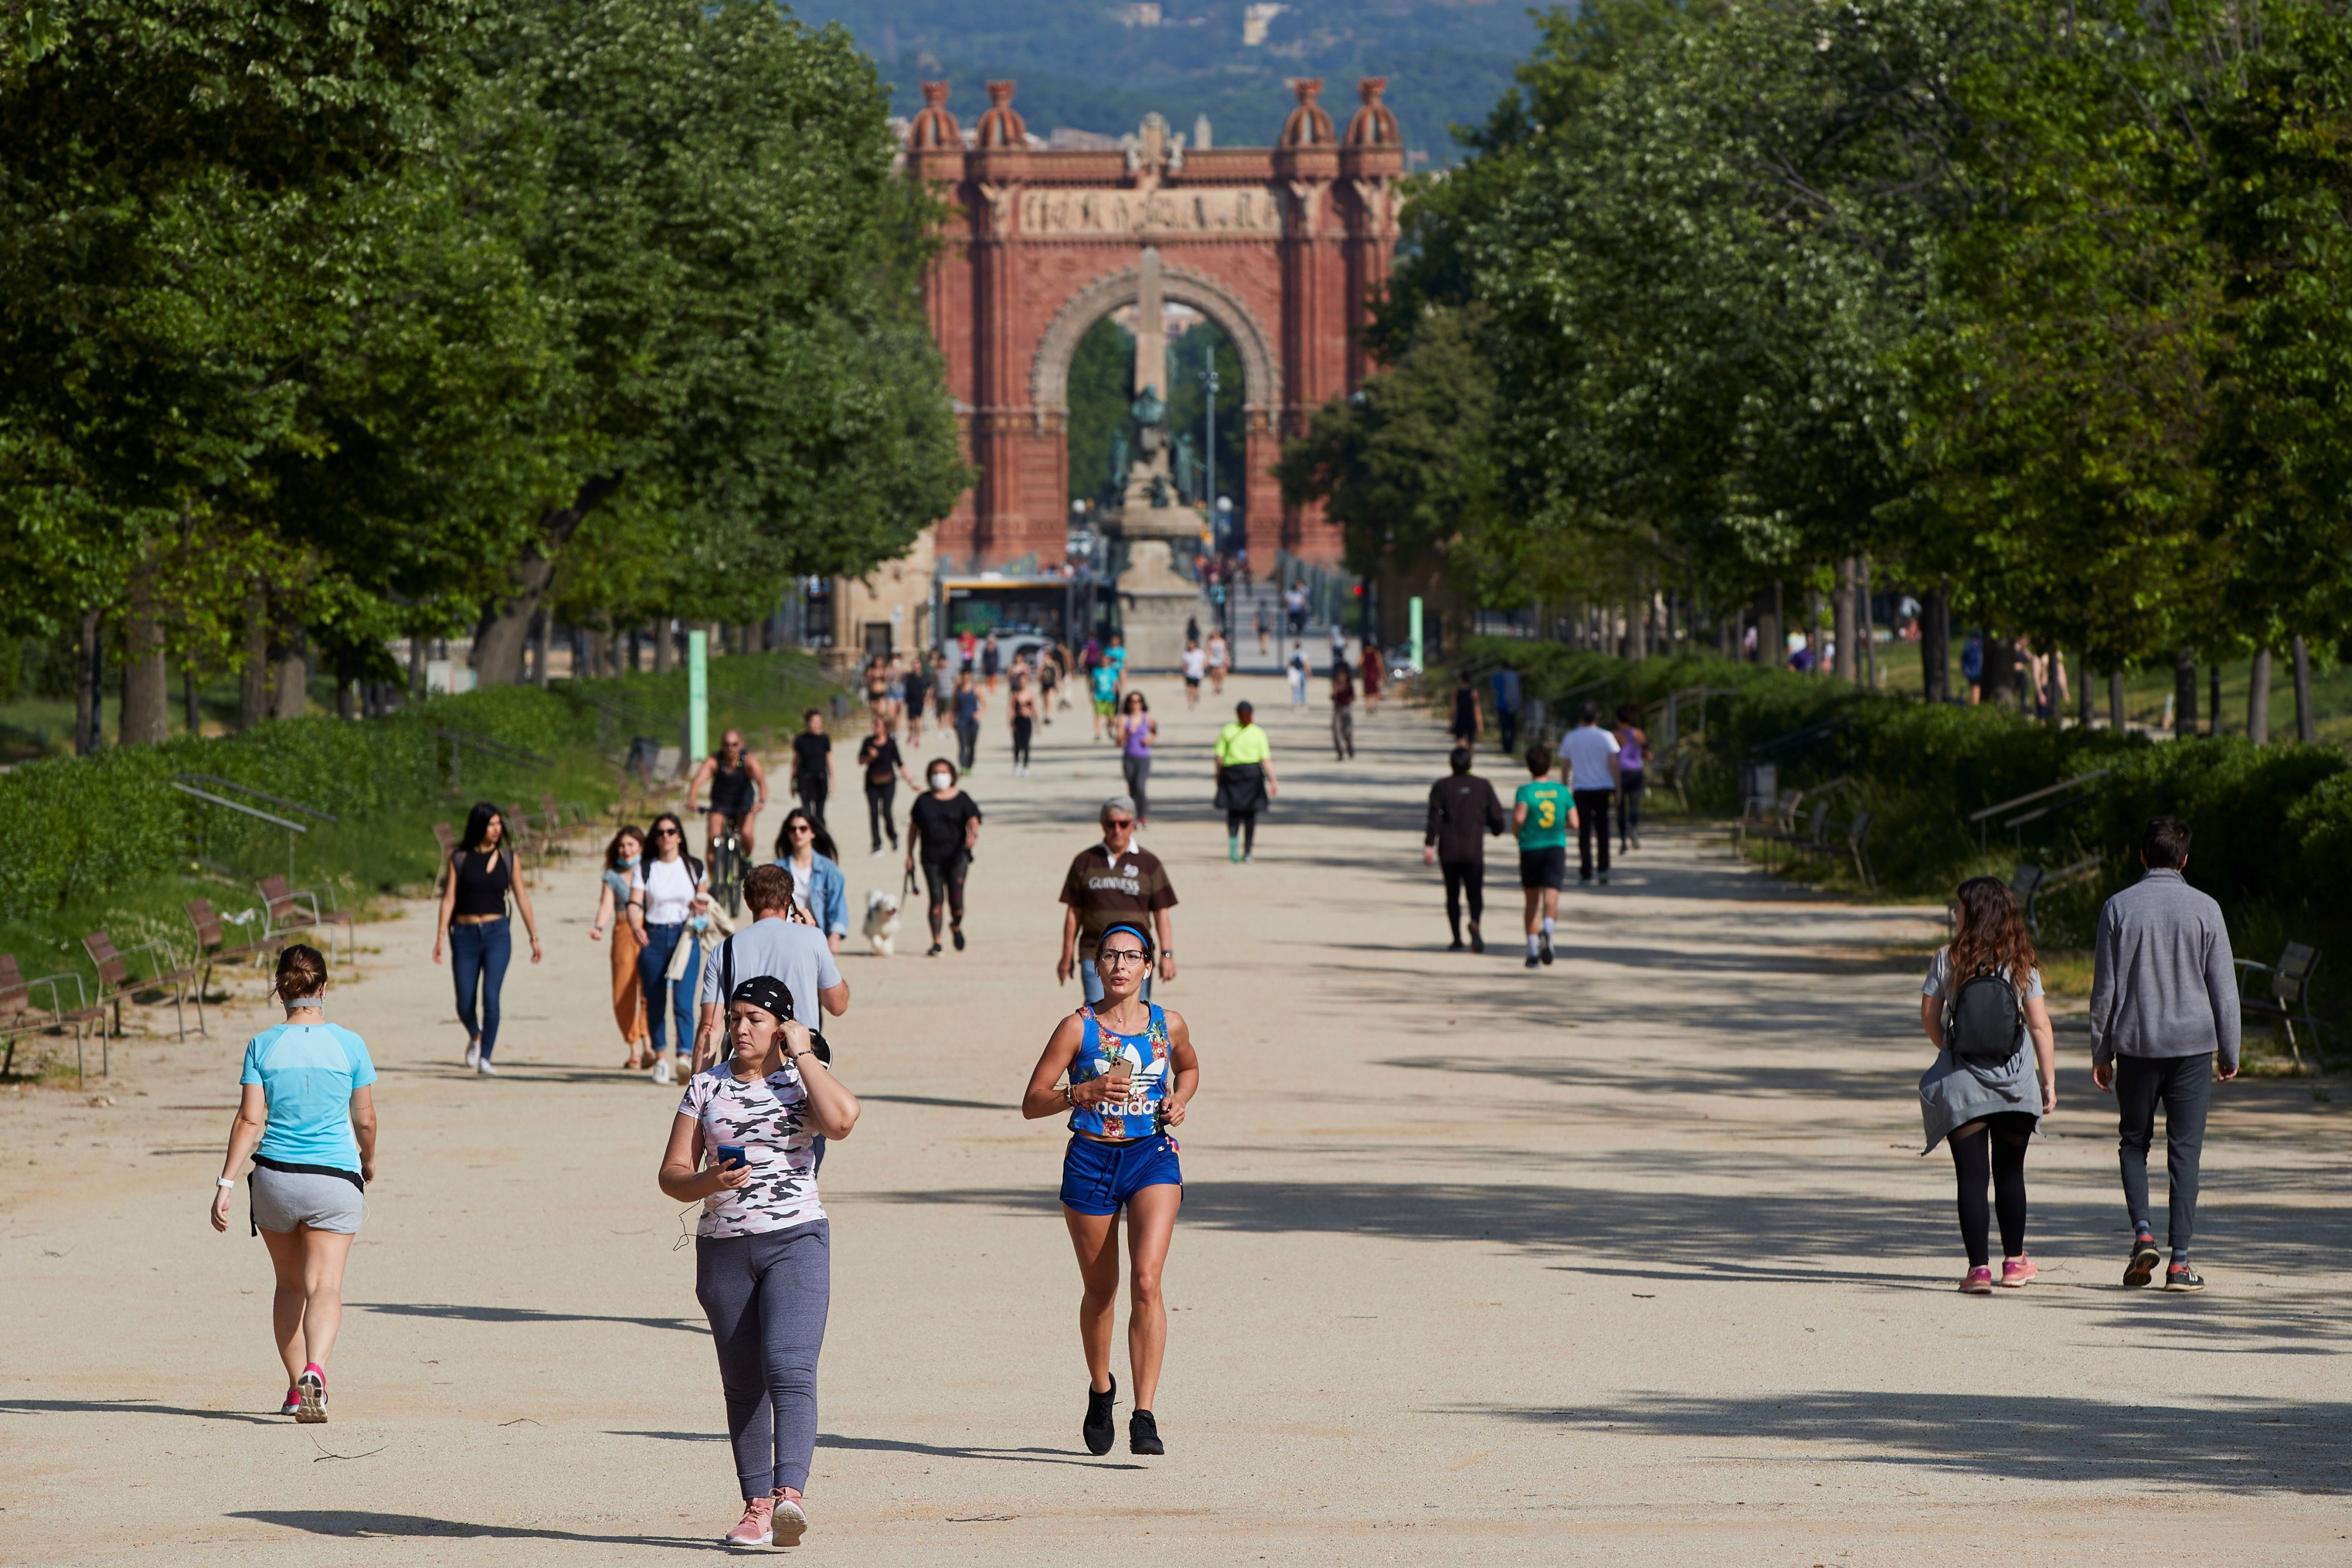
[{"x1": 659, "y1": 975, "x2": 861, "y2": 1549}]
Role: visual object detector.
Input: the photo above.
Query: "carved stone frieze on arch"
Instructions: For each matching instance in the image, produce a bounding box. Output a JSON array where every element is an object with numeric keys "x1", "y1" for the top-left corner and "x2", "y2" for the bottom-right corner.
[{"x1": 1029, "y1": 259, "x2": 1282, "y2": 423}]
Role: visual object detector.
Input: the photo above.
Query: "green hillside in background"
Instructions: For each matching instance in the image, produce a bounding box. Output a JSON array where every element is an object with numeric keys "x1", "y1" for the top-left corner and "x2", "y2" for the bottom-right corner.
[{"x1": 791, "y1": 0, "x2": 1535, "y2": 160}]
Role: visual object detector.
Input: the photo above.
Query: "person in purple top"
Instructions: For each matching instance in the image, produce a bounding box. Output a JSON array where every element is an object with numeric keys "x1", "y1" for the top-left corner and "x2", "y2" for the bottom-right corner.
[{"x1": 1613, "y1": 703, "x2": 1649, "y2": 852}]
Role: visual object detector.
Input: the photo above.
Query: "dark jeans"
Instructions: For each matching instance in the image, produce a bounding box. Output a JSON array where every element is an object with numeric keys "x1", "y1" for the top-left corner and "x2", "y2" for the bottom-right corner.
[
  {"x1": 695, "y1": 1219, "x2": 831, "y2": 1498},
  {"x1": 864, "y1": 781, "x2": 897, "y2": 852},
  {"x1": 2117, "y1": 1052, "x2": 2213, "y2": 1251},
  {"x1": 637, "y1": 922, "x2": 700, "y2": 1057},
  {"x1": 1227, "y1": 810, "x2": 1257, "y2": 854},
  {"x1": 1573, "y1": 789, "x2": 1613, "y2": 880},
  {"x1": 1949, "y1": 1111, "x2": 2035, "y2": 1268},
  {"x1": 449, "y1": 918, "x2": 512, "y2": 1059},
  {"x1": 1497, "y1": 707, "x2": 1519, "y2": 753},
  {"x1": 1441, "y1": 858, "x2": 1485, "y2": 941},
  {"x1": 794, "y1": 773, "x2": 827, "y2": 827},
  {"x1": 1619, "y1": 772, "x2": 1644, "y2": 848},
  {"x1": 955, "y1": 719, "x2": 979, "y2": 769}
]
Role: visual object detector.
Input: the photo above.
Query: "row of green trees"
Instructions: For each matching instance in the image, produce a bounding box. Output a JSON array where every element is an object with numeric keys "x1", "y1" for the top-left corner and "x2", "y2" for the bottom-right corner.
[
  {"x1": 1279, "y1": 0, "x2": 2352, "y2": 718},
  {"x1": 0, "y1": 0, "x2": 967, "y2": 747}
]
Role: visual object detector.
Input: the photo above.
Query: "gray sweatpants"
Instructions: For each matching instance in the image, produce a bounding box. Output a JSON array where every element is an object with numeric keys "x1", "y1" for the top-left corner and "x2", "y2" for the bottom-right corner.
[{"x1": 694, "y1": 1219, "x2": 831, "y2": 1497}]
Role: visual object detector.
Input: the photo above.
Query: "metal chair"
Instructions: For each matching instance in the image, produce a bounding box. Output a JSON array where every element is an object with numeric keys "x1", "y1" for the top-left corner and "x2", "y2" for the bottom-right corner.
[
  {"x1": 185, "y1": 899, "x2": 268, "y2": 1034},
  {"x1": 83, "y1": 929, "x2": 193, "y2": 1045},
  {"x1": 257, "y1": 875, "x2": 356, "y2": 962}
]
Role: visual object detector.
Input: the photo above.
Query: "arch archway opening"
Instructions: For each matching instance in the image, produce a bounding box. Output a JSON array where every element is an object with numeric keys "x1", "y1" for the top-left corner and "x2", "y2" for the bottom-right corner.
[{"x1": 1064, "y1": 304, "x2": 1248, "y2": 551}]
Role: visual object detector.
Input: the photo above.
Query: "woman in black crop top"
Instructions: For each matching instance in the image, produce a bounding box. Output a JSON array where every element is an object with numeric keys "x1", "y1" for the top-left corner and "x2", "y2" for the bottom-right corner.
[{"x1": 431, "y1": 801, "x2": 543, "y2": 1075}]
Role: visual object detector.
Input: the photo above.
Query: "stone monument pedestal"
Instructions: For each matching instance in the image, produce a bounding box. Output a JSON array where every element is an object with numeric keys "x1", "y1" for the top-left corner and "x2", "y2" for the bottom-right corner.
[{"x1": 1107, "y1": 503, "x2": 1203, "y2": 671}]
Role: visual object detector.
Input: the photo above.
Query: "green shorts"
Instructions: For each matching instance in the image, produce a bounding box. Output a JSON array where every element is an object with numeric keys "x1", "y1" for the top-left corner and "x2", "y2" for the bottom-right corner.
[{"x1": 1094, "y1": 697, "x2": 1117, "y2": 717}]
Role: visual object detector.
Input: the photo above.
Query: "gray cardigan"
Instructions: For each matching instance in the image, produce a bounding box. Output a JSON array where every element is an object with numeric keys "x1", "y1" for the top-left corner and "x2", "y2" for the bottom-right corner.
[{"x1": 2087, "y1": 868, "x2": 2240, "y2": 1074}]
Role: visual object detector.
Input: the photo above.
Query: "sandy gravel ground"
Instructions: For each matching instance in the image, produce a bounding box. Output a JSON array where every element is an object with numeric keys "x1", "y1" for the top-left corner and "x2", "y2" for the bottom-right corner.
[{"x1": 3, "y1": 671, "x2": 2347, "y2": 1565}]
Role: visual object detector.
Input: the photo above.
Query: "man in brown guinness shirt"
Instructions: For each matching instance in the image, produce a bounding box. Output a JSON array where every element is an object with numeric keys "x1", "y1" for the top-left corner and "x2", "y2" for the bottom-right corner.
[{"x1": 1058, "y1": 794, "x2": 1178, "y2": 1004}]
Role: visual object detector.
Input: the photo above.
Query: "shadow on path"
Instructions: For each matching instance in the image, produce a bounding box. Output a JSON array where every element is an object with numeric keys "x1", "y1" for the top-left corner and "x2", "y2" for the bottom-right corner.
[
  {"x1": 613, "y1": 1429, "x2": 1147, "y2": 1471},
  {"x1": 357, "y1": 1302, "x2": 705, "y2": 1335},
  {"x1": 0, "y1": 1398, "x2": 279, "y2": 1426},
  {"x1": 229, "y1": 1511, "x2": 704, "y2": 1550},
  {"x1": 1452, "y1": 1391, "x2": 2352, "y2": 1493}
]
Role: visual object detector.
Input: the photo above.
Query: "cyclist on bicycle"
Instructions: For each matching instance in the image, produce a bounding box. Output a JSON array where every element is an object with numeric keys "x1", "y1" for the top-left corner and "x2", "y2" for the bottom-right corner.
[{"x1": 689, "y1": 729, "x2": 768, "y2": 863}]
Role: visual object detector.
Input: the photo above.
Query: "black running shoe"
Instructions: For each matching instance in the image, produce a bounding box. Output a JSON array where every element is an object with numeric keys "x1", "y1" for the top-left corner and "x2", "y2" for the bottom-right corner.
[
  {"x1": 1469, "y1": 925, "x2": 1484, "y2": 954},
  {"x1": 1129, "y1": 1409, "x2": 1164, "y2": 1456},
  {"x1": 952, "y1": 927, "x2": 966, "y2": 951},
  {"x1": 2124, "y1": 1234, "x2": 2160, "y2": 1288},
  {"x1": 1524, "y1": 952, "x2": 1539, "y2": 969},
  {"x1": 2164, "y1": 1263, "x2": 2206, "y2": 1293},
  {"x1": 1538, "y1": 932, "x2": 1554, "y2": 966},
  {"x1": 1083, "y1": 1377, "x2": 1115, "y2": 1456},
  {"x1": 1448, "y1": 938, "x2": 1465, "y2": 951},
  {"x1": 927, "y1": 942, "x2": 942, "y2": 957}
]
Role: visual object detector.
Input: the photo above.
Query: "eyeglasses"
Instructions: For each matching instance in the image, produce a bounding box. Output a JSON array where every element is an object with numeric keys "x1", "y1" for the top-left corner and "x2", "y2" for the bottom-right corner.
[{"x1": 1098, "y1": 949, "x2": 1150, "y2": 968}]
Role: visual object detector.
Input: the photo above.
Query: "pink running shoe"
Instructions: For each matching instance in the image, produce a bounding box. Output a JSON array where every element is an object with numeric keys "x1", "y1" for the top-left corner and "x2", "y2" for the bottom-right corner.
[
  {"x1": 294, "y1": 1364, "x2": 328, "y2": 1424},
  {"x1": 770, "y1": 1493, "x2": 808, "y2": 1547},
  {"x1": 279, "y1": 1386, "x2": 300, "y2": 1417},
  {"x1": 1958, "y1": 1265, "x2": 1994, "y2": 1295},
  {"x1": 2000, "y1": 1256, "x2": 2039, "y2": 1289},
  {"x1": 723, "y1": 1495, "x2": 774, "y2": 1550}
]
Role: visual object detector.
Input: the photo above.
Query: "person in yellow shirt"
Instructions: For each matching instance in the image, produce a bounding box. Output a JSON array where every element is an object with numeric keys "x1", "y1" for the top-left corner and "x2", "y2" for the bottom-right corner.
[{"x1": 1212, "y1": 701, "x2": 1279, "y2": 862}]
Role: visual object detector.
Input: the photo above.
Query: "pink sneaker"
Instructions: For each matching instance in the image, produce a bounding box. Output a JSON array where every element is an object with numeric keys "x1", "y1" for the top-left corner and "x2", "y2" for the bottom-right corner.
[
  {"x1": 2000, "y1": 1256, "x2": 2039, "y2": 1289},
  {"x1": 1958, "y1": 1265, "x2": 1994, "y2": 1295},
  {"x1": 294, "y1": 1364, "x2": 328, "y2": 1424},
  {"x1": 723, "y1": 1495, "x2": 774, "y2": 1549},
  {"x1": 279, "y1": 1386, "x2": 300, "y2": 1417},
  {"x1": 770, "y1": 1493, "x2": 808, "y2": 1546}
]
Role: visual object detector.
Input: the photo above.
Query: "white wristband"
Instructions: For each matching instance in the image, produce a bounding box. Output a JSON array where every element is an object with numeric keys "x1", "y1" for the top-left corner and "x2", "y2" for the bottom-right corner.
[{"x1": 216, "y1": 1177, "x2": 235, "y2": 1188}]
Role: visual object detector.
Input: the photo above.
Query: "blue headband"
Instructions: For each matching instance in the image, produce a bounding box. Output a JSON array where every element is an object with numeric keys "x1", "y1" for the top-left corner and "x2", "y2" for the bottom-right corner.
[{"x1": 1098, "y1": 922, "x2": 1154, "y2": 959}]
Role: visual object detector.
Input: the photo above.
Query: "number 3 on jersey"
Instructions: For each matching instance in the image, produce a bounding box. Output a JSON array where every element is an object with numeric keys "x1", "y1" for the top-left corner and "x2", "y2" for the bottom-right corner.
[{"x1": 1536, "y1": 799, "x2": 1557, "y2": 828}]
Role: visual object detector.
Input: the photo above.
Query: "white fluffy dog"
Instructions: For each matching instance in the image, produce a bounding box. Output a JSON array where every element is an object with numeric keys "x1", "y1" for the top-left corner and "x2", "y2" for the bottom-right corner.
[{"x1": 863, "y1": 887, "x2": 901, "y2": 957}]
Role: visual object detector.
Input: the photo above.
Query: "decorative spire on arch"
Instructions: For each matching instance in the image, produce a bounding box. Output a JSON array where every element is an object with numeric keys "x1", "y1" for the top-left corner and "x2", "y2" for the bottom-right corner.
[
  {"x1": 974, "y1": 80, "x2": 1028, "y2": 149},
  {"x1": 1345, "y1": 77, "x2": 1401, "y2": 146},
  {"x1": 906, "y1": 81, "x2": 960, "y2": 150},
  {"x1": 1279, "y1": 78, "x2": 1335, "y2": 146}
]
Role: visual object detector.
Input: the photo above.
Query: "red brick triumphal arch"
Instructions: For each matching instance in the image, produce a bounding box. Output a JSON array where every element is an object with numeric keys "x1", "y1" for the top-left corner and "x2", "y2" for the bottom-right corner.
[{"x1": 906, "y1": 77, "x2": 1405, "y2": 570}]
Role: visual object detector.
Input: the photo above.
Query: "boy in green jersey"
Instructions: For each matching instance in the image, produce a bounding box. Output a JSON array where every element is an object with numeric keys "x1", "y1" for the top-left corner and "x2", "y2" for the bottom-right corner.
[{"x1": 1512, "y1": 745, "x2": 1577, "y2": 969}]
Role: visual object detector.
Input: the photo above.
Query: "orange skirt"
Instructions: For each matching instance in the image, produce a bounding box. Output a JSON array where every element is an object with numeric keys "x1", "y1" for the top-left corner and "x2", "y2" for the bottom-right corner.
[{"x1": 611, "y1": 920, "x2": 649, "y2": 1046}]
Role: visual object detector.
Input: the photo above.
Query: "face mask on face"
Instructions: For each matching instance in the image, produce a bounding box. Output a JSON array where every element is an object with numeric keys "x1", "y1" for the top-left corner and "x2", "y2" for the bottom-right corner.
[{"x1": 930, "y1": 772, "x2": 952, "y2": 790}]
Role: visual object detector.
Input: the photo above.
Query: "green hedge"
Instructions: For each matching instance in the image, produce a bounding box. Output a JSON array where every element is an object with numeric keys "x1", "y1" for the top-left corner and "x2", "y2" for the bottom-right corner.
[
  {"x1": 0, "y1": 653, "x2": 836, "y2": 924},
  {"x1": 1452, "y1": 638, "x2": 2352, "y2": 950}
]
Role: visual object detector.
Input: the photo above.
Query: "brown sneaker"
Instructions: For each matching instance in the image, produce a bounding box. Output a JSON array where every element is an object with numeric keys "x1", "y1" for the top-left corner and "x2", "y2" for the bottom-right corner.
[{"x1": 723, "y1": 1495, "x2": 774, "y2": 1549}]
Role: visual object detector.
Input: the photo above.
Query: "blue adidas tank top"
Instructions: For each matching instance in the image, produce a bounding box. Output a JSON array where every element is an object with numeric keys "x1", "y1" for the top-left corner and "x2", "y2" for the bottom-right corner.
[{"x1": 1067, "y1": 1003, "x2": 1173, "y2": 1142}]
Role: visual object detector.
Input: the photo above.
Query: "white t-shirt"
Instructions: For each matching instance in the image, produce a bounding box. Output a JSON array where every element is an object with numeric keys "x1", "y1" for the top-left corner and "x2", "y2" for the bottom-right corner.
[
  {"x1": 1205, "y1": 637, "x2": 1228, "y2": 668},
  {"x1": 632, "y1": 857, "x2": 702, "y2": 924},
  {"x1": 1181, "y1": 648, "x2": 1207, "y2": 680},
  {"x1": 1556, "y1": 725, "x2": 1622, "y2": 791}
]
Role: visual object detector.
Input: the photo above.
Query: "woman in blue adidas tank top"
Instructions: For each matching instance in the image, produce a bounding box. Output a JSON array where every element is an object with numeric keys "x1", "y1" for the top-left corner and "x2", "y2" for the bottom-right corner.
[{"x1": 1021, "y1": 922, "x2": 1200, "y2": 1458}]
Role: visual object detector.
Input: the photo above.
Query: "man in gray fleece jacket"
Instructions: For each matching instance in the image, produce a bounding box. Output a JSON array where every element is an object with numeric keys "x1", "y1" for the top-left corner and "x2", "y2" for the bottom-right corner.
[{"x1": 2089, "y1": 815, "x2": 2239, "y2": 1293}]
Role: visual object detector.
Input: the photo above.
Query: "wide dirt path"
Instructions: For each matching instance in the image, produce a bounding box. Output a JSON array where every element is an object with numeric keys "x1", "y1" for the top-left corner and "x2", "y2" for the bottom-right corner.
[{"x1": 4, "y1": 671, "x2": 2347, "y2": 1564}]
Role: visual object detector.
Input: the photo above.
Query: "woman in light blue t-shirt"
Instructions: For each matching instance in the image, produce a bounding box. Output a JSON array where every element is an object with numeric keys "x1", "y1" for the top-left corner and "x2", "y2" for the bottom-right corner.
[{"x1": 209, "y1": 945, "x2": 377, "y2": 1424}]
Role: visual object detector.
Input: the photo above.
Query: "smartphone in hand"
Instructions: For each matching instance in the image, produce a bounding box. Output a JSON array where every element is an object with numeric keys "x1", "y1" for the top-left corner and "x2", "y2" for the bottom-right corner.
[{"x1": 714, "y1": 1144, "x2": 749, "y2": 1171}]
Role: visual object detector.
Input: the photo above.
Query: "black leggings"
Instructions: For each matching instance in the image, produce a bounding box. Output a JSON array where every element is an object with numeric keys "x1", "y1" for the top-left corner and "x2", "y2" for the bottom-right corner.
[
  {"x1": 1227, "y1": 810, "x2": 1257, "y2": 854},
  {"x1": 920, "y1": 851, "x2": 970, "y2": 938},
  {"x1": 864, "y1": 781, "x2": 896, "y2": 852},
  {"x1": 795, "y1": 774, "x2": 827, "y2": 828},
  {"x1": 1619, "y1": 774, "x2": 1643, "y2": 848},
  {"x1": 1949, "y1": 1111, "x2": 2035, "y2": 1267},
  {"x1": 1441, "y1": 858, "x2": 1484, "y2": 940},
  {"x1": 1011, "y1": 717, "x2": 1033, "y2": 767}
]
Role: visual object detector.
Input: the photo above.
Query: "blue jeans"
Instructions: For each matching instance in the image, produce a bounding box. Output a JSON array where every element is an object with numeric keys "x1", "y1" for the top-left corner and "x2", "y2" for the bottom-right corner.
[
  {"x1": 449, "y1": 918, "x2": 512, "y2": 1061},
  {"x1": 1081, "y1": 963, "x2": 1153, "y2": 1007},
  {"x1": 638, "y1": 922, "x2": 700, "y2": 1058}
]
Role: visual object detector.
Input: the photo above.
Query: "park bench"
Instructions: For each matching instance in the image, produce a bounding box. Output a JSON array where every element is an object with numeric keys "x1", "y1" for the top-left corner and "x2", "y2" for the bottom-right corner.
[
  {"x1": 258, "y1": 875, "x2": 356, "y2": 963},
  {"x1": 0, "y1": 953, "x2": 91, "y2": 1079},
  {"x1": 1735, "y1": 788, "x2": 1802, "y2": 851},
  {"x1": 184, "y1": 899, "x2": 269, "y2": 1028},
  {"x1": 1843, "y1": 810, "x2": 1876, "y2": 891},
  {"x1": 2237, "y1": 942, "x2": 2322, "y2": 1069},
  {"x1": 1768, "y1": 799, "x2": 1835, "y2": 867},
  {"x1": 2006, "y1": 856, "x2": 2101, "y2": 938},
  {"x1": 82, "y1": 929, "x2": 194, "y2": 1044}
]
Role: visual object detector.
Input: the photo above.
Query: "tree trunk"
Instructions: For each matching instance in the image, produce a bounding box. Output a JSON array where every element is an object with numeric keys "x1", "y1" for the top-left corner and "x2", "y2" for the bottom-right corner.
[
  {"x1": 1753, "y1": 584, "x2": 1780, "y2": 668},
  {"x1": 471, "y1": 474, "x2": 622, "y2": 686},
  {"x1": 1920, "y1": 586, "x2": 1949, "y2": 703},
  {"x1": 183, "y1": 667, "x2": 202, "y2": 737},
  {"x1": 2207, "y1": 662, "x2": 2221, "y2": 736},
  {"x1": 275, "y1": 626, "x2": 309, "y2": 721},
  {"x1": 1983, "y1": 636, "x2": 2018, "y2": 710},
  {"x1": 628, "y1": 627, "x2": 642, "y2": 673},
  {"x1": 2293, "y1": 636, "x2": 2314, "y2": 741},
  {"x1": 2247, "y1": 647, "x2": 2272, "y2": 744},
  {"x1": 1856, "y1": 557, "x2": 1875, "y2": 688},
  {"x1": 2173, "y1": 648, "x2": 2197, "y2": 738},
  {"x1": 2109, "y1": 670, "x2": 2126, "y2": 731},
  {"x1": 75, "y1": 609, "x2": 103, "y2": 753},
  {"x1": 653, "y1": 618, "x2": 673, "y2": 674},
  {"x1": 529, "y1": 609, "x2": 549, "y2": 687},
  {"x1": 2076, "y1": 653, "x2": 2093, "y2": 728},
  {"x1": 336, "y1": 647, "x2": 358, "y2": 720},
  {"x1": 1832, "y1": 559, "x2": 1858, "y2": 683},
  {"x1": 409, "y1": 634, "x2": 426, "y2": 700},
  {"x1": 239, "y1": 586, "x2": 270, "y2": 729},
  {"x1": 2045, "y1": 649, "x2": 2065, "y2": 730},
  {"x1": 119, "y1": 566, "x2": 169, "y2": 745}
]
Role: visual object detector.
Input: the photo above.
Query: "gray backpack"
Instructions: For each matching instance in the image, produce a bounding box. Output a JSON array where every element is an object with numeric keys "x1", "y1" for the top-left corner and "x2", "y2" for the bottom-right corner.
[{"x1": 1945, "y1": 965, "x2": 2022, "y2": 1062}]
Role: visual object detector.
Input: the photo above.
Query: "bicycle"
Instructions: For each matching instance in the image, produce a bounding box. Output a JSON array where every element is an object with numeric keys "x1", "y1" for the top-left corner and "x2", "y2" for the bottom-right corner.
[{"x1": 701, "y1": 807, "x2": 749, "y2": 918}]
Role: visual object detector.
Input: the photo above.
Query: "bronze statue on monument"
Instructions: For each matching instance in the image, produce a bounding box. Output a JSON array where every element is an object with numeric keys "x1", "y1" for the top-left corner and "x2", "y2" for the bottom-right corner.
[{"x1": 1102, "y1": 245, "x2": 1207, "y2": 670}]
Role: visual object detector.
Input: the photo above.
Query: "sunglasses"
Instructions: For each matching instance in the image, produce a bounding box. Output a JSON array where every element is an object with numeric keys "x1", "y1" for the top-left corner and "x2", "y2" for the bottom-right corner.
[
  {"x1": 654, "y1": 827, "x2": 681, "y2": 837},
  {"x1": 790, "y1": 824, "x2": 814, "y2": 835},
  {"x1": 1104, "y1": 818, "x2": 1134, "y2": 830}
]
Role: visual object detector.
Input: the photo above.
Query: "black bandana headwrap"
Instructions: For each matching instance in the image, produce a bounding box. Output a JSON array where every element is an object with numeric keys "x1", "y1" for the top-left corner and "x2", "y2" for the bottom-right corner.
[{"x1": 727, "y1": 974, "x2": 794, "y2": 1021}]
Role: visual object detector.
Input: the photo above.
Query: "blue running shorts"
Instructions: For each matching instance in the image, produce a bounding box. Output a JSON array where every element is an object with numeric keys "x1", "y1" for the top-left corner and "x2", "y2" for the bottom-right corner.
[{"x1": 1059, "y1": 1134, "x2": 1182, "y2": 1216}]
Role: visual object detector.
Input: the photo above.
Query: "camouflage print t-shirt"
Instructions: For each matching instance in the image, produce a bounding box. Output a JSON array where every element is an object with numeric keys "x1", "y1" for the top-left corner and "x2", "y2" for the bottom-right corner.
[{"x1": 677, "y1": 1065, "x2": 826, "y2": 1238}]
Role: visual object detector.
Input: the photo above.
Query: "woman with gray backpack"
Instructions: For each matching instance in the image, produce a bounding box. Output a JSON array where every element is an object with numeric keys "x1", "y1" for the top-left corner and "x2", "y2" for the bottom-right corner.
[{"x1": 1919, "y1": 876, "x2": 2057, "y2": 1293}]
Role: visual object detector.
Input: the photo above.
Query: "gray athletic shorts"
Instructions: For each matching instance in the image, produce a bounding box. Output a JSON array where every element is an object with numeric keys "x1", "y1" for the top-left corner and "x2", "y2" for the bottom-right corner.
[{"x1": 250, "y1": 1166, "x2": 365, "y2": 1235}]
